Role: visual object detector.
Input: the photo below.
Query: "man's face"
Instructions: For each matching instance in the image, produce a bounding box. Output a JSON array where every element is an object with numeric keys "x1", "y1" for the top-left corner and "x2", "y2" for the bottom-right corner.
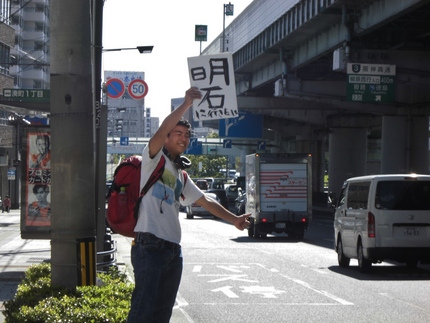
[
  {"x1": 165, "y1": 125, "x2": 190, "y2": 157},
  {"x1": 35, "y1": 187, "x2": 49, "y2": 202},
  {"x1": 36, "y1": 139, "x2": 46, "y2": 154}
]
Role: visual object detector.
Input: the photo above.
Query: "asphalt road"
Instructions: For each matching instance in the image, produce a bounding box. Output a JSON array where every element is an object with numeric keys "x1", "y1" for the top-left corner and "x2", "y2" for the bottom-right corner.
[
  {"x1": 173, "y1": 211, "x2": 430, "y2": 322},
  {"x1": 2, "y1": 208, "x2": 429, "y2": 322}
]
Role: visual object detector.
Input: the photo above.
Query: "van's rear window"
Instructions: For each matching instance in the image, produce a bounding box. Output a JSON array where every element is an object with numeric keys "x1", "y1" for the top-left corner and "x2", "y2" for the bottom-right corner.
[{"x1": 375, "y1": 181, "x2": 430, "y2": 210}]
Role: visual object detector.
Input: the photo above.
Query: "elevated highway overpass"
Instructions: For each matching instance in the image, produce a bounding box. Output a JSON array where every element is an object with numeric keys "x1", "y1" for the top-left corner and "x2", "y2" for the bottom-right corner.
[{"x1": 202, "y1": 0, "x2": 430, "y2": 197}]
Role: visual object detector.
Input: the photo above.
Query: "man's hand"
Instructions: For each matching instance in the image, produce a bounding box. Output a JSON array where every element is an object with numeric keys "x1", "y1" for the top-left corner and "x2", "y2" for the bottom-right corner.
[
  {"x1": 234, "y1": 213, "x2": 251, "y2": 231},
  {"x1": 184, "y1": 87, "x2": 202, "y2": 107}
]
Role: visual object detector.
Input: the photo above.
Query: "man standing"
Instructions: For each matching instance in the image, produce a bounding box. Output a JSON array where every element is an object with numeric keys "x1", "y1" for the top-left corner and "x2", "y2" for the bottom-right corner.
[{"x1": 127, "y1": 87, "x2": 250, "y2": 323}]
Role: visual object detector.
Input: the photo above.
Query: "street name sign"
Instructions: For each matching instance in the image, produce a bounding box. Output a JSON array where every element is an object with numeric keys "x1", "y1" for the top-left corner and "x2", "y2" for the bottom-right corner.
[{"x1": 3, "y1": 89, "x2": 50, "y2": 102}]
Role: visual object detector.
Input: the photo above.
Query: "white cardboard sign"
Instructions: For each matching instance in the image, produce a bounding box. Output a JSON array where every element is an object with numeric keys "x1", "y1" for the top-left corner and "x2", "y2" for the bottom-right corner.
[{"x1": 188, "y1": 53, "x2": 238, "y2": 121}]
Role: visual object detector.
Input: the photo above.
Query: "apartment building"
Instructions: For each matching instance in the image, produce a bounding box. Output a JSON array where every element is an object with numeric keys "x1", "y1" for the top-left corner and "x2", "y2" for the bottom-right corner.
[{"x1": 9, "y1": 0, "x2": 50, "y2": 89}]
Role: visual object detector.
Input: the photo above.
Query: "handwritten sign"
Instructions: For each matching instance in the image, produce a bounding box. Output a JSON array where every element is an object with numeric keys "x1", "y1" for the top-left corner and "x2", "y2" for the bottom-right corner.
[{"x1": 188, "y1": 53, "x2": 238, "y2": 121}]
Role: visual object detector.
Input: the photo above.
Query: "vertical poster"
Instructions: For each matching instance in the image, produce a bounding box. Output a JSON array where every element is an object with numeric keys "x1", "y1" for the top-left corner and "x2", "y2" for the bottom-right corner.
[
  {"x1": 22, "y1": 127, "x2": 51, "y2": 236},
  {"x1": 188, "y1": 53, "x2": 238, "y2": 121}
]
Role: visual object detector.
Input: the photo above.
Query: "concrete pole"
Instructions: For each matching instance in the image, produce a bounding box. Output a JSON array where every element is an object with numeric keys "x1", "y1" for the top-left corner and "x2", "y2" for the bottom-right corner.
[{"x1": 50, "y1": 0, "x2": 96, "y2": 289}]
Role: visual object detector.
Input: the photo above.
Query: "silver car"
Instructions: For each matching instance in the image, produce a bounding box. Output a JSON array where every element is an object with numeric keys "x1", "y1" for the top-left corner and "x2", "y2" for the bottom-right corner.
[{"x1": 185, "y1": 192, "x2": 220, "y2": 219}]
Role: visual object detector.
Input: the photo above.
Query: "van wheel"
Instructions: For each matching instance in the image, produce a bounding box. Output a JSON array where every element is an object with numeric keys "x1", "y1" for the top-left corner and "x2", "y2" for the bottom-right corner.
[
  {"x1": 337, "y1": 238, "x2": 350, "y2": 267},
  {"x1": 357, "y1": 241, "x2": 372, "y2": 273}
]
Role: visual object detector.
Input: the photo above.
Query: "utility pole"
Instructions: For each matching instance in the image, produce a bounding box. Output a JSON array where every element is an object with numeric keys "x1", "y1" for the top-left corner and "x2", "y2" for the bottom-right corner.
[
  {"x1": 92, "y1": 0, "x2": 109, "y2": 269},
  {"x1": 50, "y1": 1, "x2": 96, "y2": 289}
]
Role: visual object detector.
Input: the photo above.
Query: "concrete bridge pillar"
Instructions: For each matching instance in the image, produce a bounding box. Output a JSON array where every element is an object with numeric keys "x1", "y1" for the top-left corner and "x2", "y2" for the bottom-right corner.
[
  {"x1": 381, "y1": 116, "x2": 429, "y2": 174},
  {"x1": 294, "y1": 136, "x2": 325, "y2": 193},
  {"x1": 328, "y1": 127, "x2": 368, "y2": 198}
]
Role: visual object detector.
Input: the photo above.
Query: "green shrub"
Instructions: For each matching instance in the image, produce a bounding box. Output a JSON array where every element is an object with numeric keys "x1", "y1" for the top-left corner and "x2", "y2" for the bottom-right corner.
[{"x1": 2, "y1": 263, "x2": 133, "y2": 323}]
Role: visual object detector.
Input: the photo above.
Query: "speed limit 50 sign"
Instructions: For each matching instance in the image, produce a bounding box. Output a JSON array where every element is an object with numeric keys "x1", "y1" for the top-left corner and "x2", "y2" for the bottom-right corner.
[{"x1": 127, "y1": 79, "x2": 149, "y2": 100}]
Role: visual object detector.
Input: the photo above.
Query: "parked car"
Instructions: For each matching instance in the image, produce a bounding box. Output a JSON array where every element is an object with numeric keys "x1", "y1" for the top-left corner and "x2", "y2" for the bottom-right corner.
[
  {"x1": 225, "y1": 184, "x2": 240, "y2": 203},
  {"x1": 204, "y1": 177, "x2": 214, "y2": 187},
  {"x1": 195, "y1": 179, "x2": 209, "y2": 190},
  {"x1": 206, "y1": 188, "x2": 229, "y2": 209},
  {"x1": 186, "y1": 192, "x2": 220, "y2": 219},
  {"x1": 334, "y1": 174, "x2": 430, "y2": 272},
  {"x1": 210, "y1": 180, "x2": 225, "y2": 190}
]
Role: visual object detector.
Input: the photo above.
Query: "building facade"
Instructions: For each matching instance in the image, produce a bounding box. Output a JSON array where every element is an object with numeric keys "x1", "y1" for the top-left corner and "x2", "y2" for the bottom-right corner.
[
  {"x1": 105, "y1": 70, "x2": 158, "y2": 139},
  {"x1": 0, "y1": 0, "x2": 18, "y2": 201},
  {"x1": 9, "y1": 0, "x2": 50, "y2": 89}
]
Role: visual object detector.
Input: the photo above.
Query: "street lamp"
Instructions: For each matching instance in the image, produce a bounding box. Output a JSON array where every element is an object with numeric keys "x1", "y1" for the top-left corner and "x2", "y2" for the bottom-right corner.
[
  {"x1": 102, "y1": 46, "x2": 154, "y2": 54},
  {"x1": 95, "y1": 44, "x2": 153, "y2": 270}
]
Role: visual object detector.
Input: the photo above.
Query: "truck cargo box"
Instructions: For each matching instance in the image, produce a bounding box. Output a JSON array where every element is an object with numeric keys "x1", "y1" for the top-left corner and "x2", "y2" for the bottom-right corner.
[{"x1": 246, "y1": 153, "x2": 312, "y2": 239}]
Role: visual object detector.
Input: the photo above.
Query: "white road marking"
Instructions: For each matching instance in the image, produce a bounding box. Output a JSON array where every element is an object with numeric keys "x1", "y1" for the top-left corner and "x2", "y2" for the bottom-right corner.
[
  {"x1": 192, "y1": 265, "x2": 202, "y2": 272},
  {"x1": 379, "y1": 293, "x2": 429, "y2": 314},
  {"x1": 212, "y1": 285, "x2": 239, "y2": 298},
  {"x1": 281, "y1": 274, "x2": 354, "y2": 305},
  {"x1": 174, "y1": 292, "x2": 195, "y2": 323}
]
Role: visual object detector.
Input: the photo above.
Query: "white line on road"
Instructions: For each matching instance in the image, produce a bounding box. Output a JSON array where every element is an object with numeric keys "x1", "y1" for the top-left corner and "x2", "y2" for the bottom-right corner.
[
  {"x1": 192, "y1": 265, "x2": 202, "y2": 272},
  {"x1": 379, "y1": 293, "x2": 430, "y2": 314},
  {"x1": 281, "y1": 274, "x2": 354, "y2": 305},
  {"x1": 174, "y1": 292, "x2": 195, "y2": 323}
]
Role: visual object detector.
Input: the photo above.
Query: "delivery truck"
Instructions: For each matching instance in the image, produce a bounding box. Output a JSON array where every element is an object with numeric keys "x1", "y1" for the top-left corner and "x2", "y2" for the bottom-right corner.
[{"x1": 245, "y1": 153, "x2": 312, "y2": 239}]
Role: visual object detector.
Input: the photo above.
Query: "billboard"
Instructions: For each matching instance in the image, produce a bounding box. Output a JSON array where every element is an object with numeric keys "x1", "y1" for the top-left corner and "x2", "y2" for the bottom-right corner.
[{"x1": 21, "y1": 126, "x2": 51, "y2": 239}]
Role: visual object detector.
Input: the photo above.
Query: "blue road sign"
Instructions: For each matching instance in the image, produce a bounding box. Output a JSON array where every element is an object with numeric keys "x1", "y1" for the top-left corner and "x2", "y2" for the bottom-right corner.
[
  {"x1": 185, "y1": 138, "x2": 203, "y2": 155},
  {"x1": 106, "y1": 78, "x2": 125, "y2": 99},
  {"x1": 7, "y1": 169, "x2": 16, "y2": 180},
  {"x1": 120, "y1": 136, "x2": 129, "y2": 146},
  {"x1": 257, "y1": 141, "x2": 266, "y2": 150},
  {"x1": 223, "y1": 139, "x2": 232, "y2": 148},
  {"x1": 219, "y1": 111, "x2": 263, "y2": 138}
]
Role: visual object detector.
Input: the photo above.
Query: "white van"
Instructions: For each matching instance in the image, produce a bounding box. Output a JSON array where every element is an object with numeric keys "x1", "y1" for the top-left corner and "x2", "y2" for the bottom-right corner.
[{"x1": 334, "y1": 174, "x2": 430, "y2": 272}]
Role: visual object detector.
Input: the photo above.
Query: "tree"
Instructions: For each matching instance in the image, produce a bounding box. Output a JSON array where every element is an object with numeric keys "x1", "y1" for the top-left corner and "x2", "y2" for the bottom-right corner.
[{"x1": 185, "y1": 154, "x2": 227, "y2": 178}]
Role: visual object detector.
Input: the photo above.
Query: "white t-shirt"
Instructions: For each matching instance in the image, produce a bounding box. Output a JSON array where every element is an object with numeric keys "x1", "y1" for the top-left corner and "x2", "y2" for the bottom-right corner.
[{"x1": 134, "y1": 145, "x2": 203, "y2": 244}]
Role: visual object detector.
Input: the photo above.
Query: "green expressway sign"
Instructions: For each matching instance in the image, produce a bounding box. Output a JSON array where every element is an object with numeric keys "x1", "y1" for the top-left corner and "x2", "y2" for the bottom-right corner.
[
  {"x1": 2, "y1": 89, "x2": 50, "y2": 102},
  {"x1": 346, "y1": 63, "x2": 395, "y2": 103}
]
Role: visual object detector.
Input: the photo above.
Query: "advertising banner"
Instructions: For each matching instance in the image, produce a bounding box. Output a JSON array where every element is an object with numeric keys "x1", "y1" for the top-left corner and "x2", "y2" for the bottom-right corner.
[{"x1": 21, "y1": 126, "x2": 51, "y2": 239}]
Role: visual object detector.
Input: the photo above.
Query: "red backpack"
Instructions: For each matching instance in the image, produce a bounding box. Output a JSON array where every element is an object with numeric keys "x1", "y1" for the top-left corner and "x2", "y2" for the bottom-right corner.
[{"x1": 106, "y1": 155, "x2": 187, "y2": 237}]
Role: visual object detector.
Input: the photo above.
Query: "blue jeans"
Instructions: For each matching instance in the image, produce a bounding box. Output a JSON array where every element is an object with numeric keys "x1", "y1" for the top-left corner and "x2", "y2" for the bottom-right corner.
[{"x1": 127, "y1": 232, "x2": 183, "y2": 323}]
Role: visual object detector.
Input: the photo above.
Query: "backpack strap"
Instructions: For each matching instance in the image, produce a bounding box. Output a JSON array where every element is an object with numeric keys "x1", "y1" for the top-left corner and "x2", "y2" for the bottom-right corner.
[
  {"x1": 140, "y1": 155, "x2": 166, "y2": 196},
  {"x1": 134, "y1": 155, "x2": 166, "y2": 218},
  {"x1": 180, "y1": 170, "x2": 188, "y2": 200}
]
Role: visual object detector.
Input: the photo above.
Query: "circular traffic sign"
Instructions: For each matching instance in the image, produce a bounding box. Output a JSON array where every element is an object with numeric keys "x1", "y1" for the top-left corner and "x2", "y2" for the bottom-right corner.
[
  {"x1": 106, "y1": 78, "x2": 125, "y2": 99},
  {"x1": 127, "y1": 79, "x2": 149, "y2": 100}
]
